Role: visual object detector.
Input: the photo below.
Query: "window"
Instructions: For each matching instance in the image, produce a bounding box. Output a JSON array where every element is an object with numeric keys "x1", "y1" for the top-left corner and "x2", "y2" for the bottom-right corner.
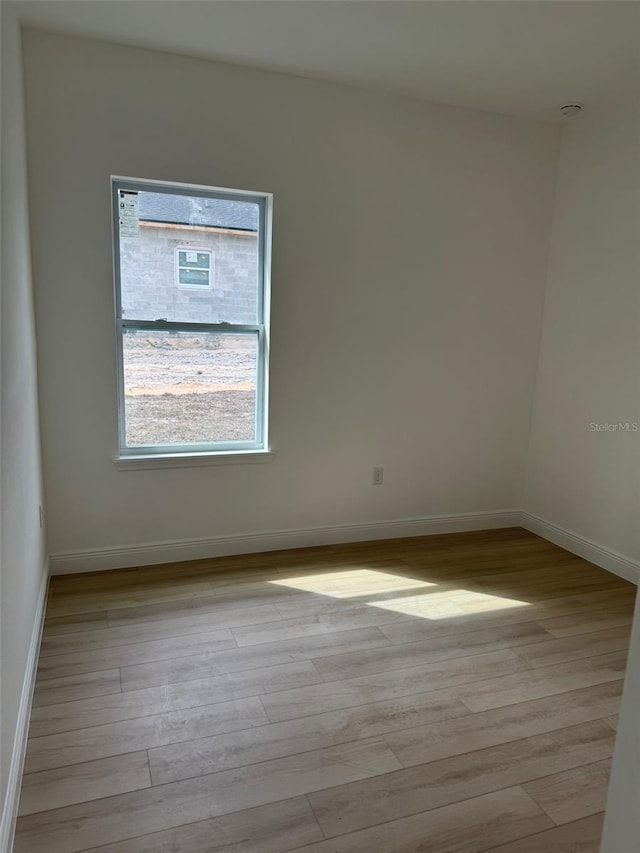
[
  {"x1": 176, "y1": 249, "x2": 213, "y2": 288},
  {"x1": 112, "y1": 176, "x2": 271, "y2": 460}
]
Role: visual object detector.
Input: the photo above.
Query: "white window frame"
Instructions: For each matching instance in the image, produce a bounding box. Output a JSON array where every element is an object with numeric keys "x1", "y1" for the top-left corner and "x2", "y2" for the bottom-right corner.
[
  {"x1": 176, "y1": 247, "x2": 214, "y2": 290},
  {"x1": 111, "y1": 176, "x2": 272, "y2": 464}
]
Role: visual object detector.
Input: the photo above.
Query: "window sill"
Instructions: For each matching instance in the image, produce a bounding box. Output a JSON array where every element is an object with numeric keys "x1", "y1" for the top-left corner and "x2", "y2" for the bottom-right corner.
[{"x1": 113, "y1": 449, "x2": 276, "y2": 471}]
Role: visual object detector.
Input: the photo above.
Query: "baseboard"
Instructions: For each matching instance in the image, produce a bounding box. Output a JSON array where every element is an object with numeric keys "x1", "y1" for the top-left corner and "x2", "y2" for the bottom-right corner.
[
  {"x1": 48, "y1": 508, "x2": 639, "y2": 584},
  {"x1": 49, "y1": 510, "x2": 521, "y2": 575},
  {"x1": 521, "y1": 512, "x2": 639, "y2": 585},
  {"x1": 0, "y1": 565, "x2": 49, "y2": 853}
]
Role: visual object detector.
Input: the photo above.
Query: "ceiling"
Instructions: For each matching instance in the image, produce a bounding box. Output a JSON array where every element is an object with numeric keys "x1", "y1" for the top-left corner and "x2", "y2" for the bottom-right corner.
[{"x1": 10, "y1": 0, "x2": 640, "y2": 119}]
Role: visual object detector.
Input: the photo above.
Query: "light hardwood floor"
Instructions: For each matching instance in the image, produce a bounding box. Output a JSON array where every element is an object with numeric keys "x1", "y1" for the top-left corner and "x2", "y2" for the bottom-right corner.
[{"x1": 15, "y1": 528, "x2": 636, "y2": 853}]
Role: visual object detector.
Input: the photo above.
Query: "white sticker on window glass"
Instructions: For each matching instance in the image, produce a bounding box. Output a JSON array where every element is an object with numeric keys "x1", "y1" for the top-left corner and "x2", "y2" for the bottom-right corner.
[{"x1": 119, "y1": 191, "x2": 139, "y2": 238}]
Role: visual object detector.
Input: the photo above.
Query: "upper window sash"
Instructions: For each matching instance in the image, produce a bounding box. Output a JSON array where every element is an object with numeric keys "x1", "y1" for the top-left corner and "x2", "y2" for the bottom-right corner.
[{"x1": 112, "y1": 177, "x2": 267, "y2": 327}]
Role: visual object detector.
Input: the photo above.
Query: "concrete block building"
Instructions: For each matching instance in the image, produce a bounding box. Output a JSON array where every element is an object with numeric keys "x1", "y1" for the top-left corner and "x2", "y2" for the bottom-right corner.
[{"x1": 119, "y1": 192, "x2": 259, "y2": 324}]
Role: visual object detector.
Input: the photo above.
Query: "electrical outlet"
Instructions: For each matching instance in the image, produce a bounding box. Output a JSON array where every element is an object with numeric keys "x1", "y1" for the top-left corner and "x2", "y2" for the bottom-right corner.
[{"x1": 373, "y1": 466, "x2": 384, "y2": 486}]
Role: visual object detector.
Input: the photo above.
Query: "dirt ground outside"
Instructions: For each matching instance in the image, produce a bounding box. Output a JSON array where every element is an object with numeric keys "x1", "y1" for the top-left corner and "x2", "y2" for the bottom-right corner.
[{"x1": 122, "y1": 331, "x2": 256, "y2": 446}]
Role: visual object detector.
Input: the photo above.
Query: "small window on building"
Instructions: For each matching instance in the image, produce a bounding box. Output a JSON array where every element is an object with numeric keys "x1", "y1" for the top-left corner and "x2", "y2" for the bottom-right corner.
[
  {"x1": 177, "y1": 249, "x2": 212, "y2": 288},
  {"x1": 112, "y1": 176, "x2": 271, "y2": 458}
]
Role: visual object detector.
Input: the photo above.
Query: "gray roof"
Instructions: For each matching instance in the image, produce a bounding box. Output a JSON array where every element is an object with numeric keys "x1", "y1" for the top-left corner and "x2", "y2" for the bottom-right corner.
[{"x1": 138, "y1": 192, "x2": 258, "y2": 231}]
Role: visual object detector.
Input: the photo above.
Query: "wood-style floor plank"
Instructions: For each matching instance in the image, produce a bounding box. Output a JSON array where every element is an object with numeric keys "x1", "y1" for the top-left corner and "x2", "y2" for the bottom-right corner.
[
  {"x1": 32, "y1": 669, "x2": 122, "y2": 707},
  {"x1": 481, "y1": 813, "x2": 604, "y2": 852},
  {"x1": 46, "y1": 580, "x2": 215, "y2": 617},
  {"x1": 538, "y1": 605, "x2": 634, "y2": 637},
  {"x1": 455, "y1": 651, "x2": 627, "y2": 712},
  {"x1": 15, "y1": 738, "x2": 401, "y2": 853},
  {"x1": 287, "y1": 787, "x2": 553, "y2": 853},
  {"x1": 39, "y1": 603, "x2": 284, "y2": 656},
  {"x1": 36, "y1": 628, "x2": 238, "y2": 680},
  {"x1": 574, "y1": 587, "x2": 634, "y2": 607},
  {"x1": 306, "y1": 720, "x2": 615, "y2": 838},
  {"x1": 29, "y1": 659, "x2": 322, "y2": 737},
  {"x1": 470, "y1": 578, "x2": 624, "y2": 603},
  {"x1": 119, "y1": 626, "x2": 390, "y2": 691},
  {"x1": 42, "y1": 611, "x2": 109, "y2": 637},
  {"x1": 230, "y1": 603, "x2": 418, "y2": 646},
  {"x1": 312, "y1": 621, "x2": 551, "y2": 681},
  {"x1": 104, "y1": 586, "x2": 300, "y2": 627},
  {"x1": 523, "y1": 758, "x2": 612, "y2": 825},
  {"x1": 18, "y1": 752, "x2": 151, "y2": 816},
  {"x1": 378, "y1": 590, "x2": 632, "y2": 646},
  {"x1": 261, "y1": 648, "x2": 527, "y2": 722},
  {"x1": 24, "y1": 696, "x2": 268, "y2": 773},
  {"x1": 147, "y1": 689, "x2": 470, "y2": 784},
  {"x1": 384, "y1": 680, "x2": 623, "y2": 767},
  {"x1": 76, "y1": 797, "x2": 324, "y2": 853},
  {"x1": 513, "y1": 625, "x2": 631, "y2": 669},
  {"x1": 15, "y1": 529, "x2": 634, "y2": 853}
]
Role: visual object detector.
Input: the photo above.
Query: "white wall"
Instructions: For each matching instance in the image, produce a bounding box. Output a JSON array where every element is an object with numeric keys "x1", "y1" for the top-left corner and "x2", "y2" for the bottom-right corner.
[
  {"x1": 0, "y1": 6, "x2": 48, "y2": 846},
  {"x1": 521, "y1": 105, "x2": 639, "y2": 853},
  {"x1": 22, "y1": 29, "x2": 559, "y2": 565},
  {"x1": 523, "y1": 108, "x2": 640, "y2": 566}
]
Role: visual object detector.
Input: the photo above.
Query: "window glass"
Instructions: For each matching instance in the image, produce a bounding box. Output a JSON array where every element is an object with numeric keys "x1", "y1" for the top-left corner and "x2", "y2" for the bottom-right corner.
[
  {"x1": 113, "y1": 178, "x2": 269, "y2": 455},
  {"x1": 118, "y1": 190, "x2": 259, "y2": 324},
  {"x1": 122, "y1": 330, "x2": 257, "y2": 447}
]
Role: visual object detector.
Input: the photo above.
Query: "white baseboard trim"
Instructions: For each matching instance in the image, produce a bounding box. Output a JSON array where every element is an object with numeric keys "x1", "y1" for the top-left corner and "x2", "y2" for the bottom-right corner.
[
  {"x1": 48, "y1": 509, "x2": 640, "y2": 585},
  {"x1": 49, "y1": 510, "x2": 521, "y2": 575},
  {"x1": 521, "y1": 512, "x2": 639, "y2": 585},
  {"x1": 0, "y1": 565, "x2": 49, "y2": 853}
]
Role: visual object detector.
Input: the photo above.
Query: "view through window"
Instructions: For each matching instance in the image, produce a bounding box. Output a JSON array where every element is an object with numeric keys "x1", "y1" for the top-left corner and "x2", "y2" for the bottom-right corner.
[{"x1": 112, "y1": 178, "x2": 270, "y2": 456}]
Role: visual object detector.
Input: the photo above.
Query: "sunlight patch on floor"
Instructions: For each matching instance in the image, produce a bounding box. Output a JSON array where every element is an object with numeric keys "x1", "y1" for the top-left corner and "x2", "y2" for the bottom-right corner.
[
  {"x1": 270, "y1": 569, "x2": 530, "y2": 617},
  {"x1": 269, "y1": 569, "x2": 435, "y2": 598},
  {"x1": 369, "y1": 589, "x2": 531, "y2": 619}
]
